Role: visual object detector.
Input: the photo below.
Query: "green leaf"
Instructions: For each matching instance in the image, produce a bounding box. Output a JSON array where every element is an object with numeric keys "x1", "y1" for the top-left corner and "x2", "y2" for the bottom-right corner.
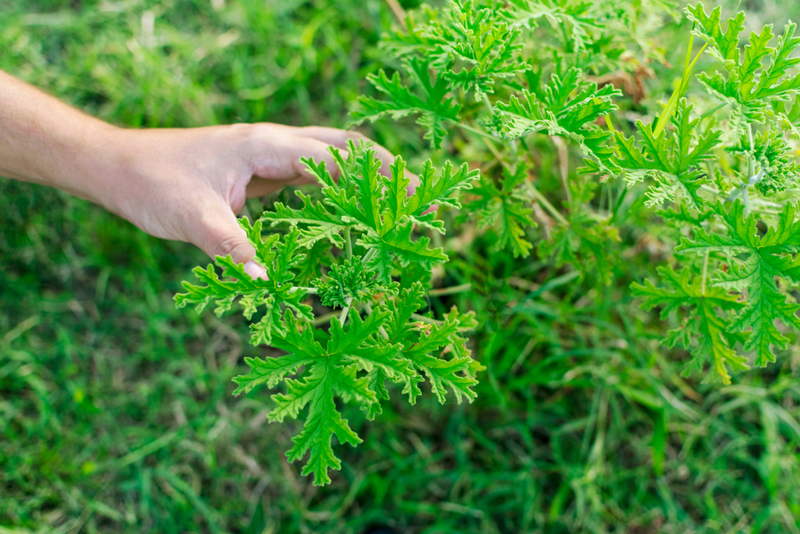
[
  {"x1": 443, "y1": 0, "x2": 527, "y2": 95},
  {"x1": 632, "y1": 264, "x2": 747, "y2": 383},
  {"x1": 678, "y1": 201, "x2": 800, "y2": 367},
  {"x1": 503, "y1": 0, "x2": 604, "y2": 53},
  {"x1": 360, "y1": 222, "x2": 449, "y2": 267},
  {"x1": 174, "y1": 227, "x2": 313, "y2": 325},
  {"x1": 469, "y1": 167, "x2": 536, "y2": 258},
  {"x1": 685, "y1": 3, "x2": 746, "y2": 70},
  {"x1": 352, "y1": 58, "x2": 461, "y2": 149},
  {"x1": 538, "y1": 210, "x2": 620, "y2": 285},
  {"x1": 494, "y1": 68, "x2": 621, "y2": 173},
  {"x1": 688, "y1": 4, "x2": 800, "y2": 116},
  {"x1": 260, "y1": 192, "x2": 346, "y2": 248},
  {"x1": 404, "y1": 314, "x2": 479, "y2": 404},
  {"x1": 614, "y1": 99, "x2": 719, "y2": 210}
]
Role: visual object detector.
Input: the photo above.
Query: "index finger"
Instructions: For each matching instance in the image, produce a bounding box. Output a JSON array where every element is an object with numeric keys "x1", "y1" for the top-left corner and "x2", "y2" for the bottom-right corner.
[{"x1": 270, "y1": 125, "x2": 421, "y2": 196}]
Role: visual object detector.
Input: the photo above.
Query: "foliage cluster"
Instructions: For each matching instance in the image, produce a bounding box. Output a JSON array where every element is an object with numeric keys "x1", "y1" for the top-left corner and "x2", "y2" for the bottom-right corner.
[
  {"x1": 4, "y1": 0, "x2": 800, "y2": 532},
  {"x1": 353, "y1": 0, "x2": 800, "y2": 387},
  {"x1": 176, "y1": 144, "x2": 481, "y2": 484}
]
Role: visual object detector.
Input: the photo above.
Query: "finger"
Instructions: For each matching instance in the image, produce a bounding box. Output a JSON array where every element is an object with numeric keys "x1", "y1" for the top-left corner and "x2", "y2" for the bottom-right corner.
[
  {"x1": 247, "y1": 129, "x2": 347, "y2": 183},
  {"x1": 245, "y1": 176, "x2": 303, "y2": 199},
  {"x1": 276, "y1": 125, "x2": 421, "y2": 194},
  {"x1": 192, "y1": 205, "x2": 267, "y2": 280}
]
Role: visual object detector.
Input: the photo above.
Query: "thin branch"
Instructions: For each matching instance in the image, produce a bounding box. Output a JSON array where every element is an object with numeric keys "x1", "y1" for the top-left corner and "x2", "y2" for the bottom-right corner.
[
  {"x1": 340, "y1": 297, "x2": 353, "y2": 326},
  {"x1": 362, "y1": 247, "x2": 377, "y2": 265},
  {"x1": 363, "y1": 302, "x2": 389, "y2": 340},
  {"x1": 289, "y1": 286, "x2": 318, "y2": 294},
  {"x1": 383, "y1": 0, "x2": 406, "y2": 23},
  {"x1": 551, "y1": 136, "x2": 572, "y2": 207},
  {"x1": 314, "y1": 311, "x2": 337, "y2": 327},
  {"x1": 454, "y1": 120, "x2": 501, "y2": 142},
  {"x1": 344, "y1": 226, "x2": 353, "y2": 260},
  {"x1": 701, "y1": 251, "x2": 710, "y2": 296},
  {"x1": 428, "y1": 283, "x2": 472, "y2": 297},
  {"x1": 410, "y1": 313, "x2": 442, "y2": 325},
  {"x1": 529, "y1": 183, "x2": 569, "y2": 225}
]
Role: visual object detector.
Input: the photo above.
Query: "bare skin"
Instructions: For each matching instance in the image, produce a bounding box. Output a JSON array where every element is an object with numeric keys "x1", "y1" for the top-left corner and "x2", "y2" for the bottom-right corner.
[{"x1": 0, "y1": 69, "x2": 409, "y2": 279}]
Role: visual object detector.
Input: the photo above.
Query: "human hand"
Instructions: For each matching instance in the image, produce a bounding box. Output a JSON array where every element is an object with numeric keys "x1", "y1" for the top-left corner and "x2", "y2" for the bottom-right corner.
[
  {"x1": 97, "y1": 124, "x2": 412, "y2": 279},
  {"x1": 0, "y1": 71, "x2": 414, "y2": 275}
]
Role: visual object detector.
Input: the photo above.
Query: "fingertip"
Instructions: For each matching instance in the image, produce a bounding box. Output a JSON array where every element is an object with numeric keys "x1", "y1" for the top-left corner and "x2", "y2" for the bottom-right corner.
[
  {"x1": 244, "y1": 260, "x2": 268, "y2": 281},
  {"x1": 406, "y1": 171, "x2": 420, "y2": 197}
]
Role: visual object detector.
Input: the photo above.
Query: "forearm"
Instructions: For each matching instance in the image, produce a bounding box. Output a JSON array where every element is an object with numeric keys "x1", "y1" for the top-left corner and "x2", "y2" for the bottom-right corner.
[
  {"x1": 0, "y1": 69, "x2": 403, "y2": 266},
  {"x1": 0, "y1": 69, "x2": 120, "y2": 205}
]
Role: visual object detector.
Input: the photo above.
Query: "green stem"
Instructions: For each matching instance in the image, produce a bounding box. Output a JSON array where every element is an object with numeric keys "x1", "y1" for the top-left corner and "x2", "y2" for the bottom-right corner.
[
  {"x1": 742, "y1": 185, "x2": 751, "y2": 217},
  {"x1": 362, "y1": 248, "x2": 377, "y2": 265},
  {"x1": 410, "y1": 313, "x2": 443, "y2": 325},
  {"x1": 699, "y1": 102, "x2": 727, "y2": 120},
  {"x1": 428, "y1": 283, "x2": 472, "y2": 297},
  {"x1": 290, "y1": 286, "x2": 317, "y2": 294},
  {"x1": 701, "y1": 251, "x2": 710, "y2": 296},
  {"x1": 340, "y1": 297, "x2": 353, "y2": 326},
  {"x1": 314, "y1": 311, "x2": 337, "y2": 326},
  {"x1": 344, "y1": 226, "x2": 353, "y2": 260},
  {"x1": 743, "y1": 123, "x2": 754, "y2": 217},
  {"x1": 363, "y1": 302, "x2": 389, "y2": 340},
  {"x1": 530, "y1": 183, "x2": 569, "y2": 225},
  {"x1": 453, "y1": 120, "x2": 499, "y2": 141}
]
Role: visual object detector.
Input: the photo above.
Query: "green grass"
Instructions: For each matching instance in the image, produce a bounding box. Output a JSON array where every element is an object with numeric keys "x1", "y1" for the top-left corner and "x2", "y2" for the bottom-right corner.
[{"x1": 2, "y1": 0, "x2": 800, "y2": 533}]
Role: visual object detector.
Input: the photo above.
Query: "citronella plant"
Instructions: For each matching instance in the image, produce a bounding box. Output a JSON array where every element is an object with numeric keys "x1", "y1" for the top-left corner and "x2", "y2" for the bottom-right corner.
[
  {"x1": 175, "y1": 142, "x2": 481, "y2": 485},
  {"x1": 353, "y1": 0, "x2": 662, "y2": 272},
  {"x1": 354, "y1": 0, "x2": 800, "y2": 384},
  {"x1": 622, "y1": 3, "x2": 800, "y2": 383}
]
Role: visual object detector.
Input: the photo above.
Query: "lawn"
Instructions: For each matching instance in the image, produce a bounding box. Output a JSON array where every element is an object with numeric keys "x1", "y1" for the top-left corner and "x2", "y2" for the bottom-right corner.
[{"x1": 2, "y1": 0, "x2": 800, "y2": 533}]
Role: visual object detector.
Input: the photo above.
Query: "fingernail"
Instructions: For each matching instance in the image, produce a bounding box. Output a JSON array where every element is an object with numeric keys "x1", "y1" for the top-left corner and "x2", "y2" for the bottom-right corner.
[{"x1": 244, "y1": 261, "x2": 268, "y2": 280}]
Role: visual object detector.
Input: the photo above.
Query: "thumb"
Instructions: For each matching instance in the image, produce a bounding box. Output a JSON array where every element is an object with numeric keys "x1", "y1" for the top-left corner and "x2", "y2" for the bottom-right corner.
[{"x1": 193, "y1": 208, "x2": 267, "y2": 280}]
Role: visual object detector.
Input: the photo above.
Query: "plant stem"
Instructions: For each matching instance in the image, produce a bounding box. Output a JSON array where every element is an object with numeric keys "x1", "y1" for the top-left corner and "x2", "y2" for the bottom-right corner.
[
  {"x1": 742, "y1": 185, "x2": 752, "y2": 216},
  {"x1": 340, "y1": 297, "x2": 353, "y2": 326},
  {"x1": 410, "y1": 313, "x2": 442, "y2": 325},
  {"x1": 552, "y1": 136, "x2": 572, "y2": 207},
  {"x1": 743, "y1": 123, "x2": 754, "y2": 217},
  {"x1": 290, "y1": 286, "x2": 318, "y2": 294},
  {"x1": 529, "y1": 183, "x2": 569, "y2": 225},
  {"x1": 454, "y1": 120, "x2": 499, "y2": 141},
  {"x1": 344, "y1": 226, "x2": 353, "y2": 260},
  {"x1": 428, "y1": 283, "x2": 472, "y2": 297},
  {"x1": 363, "y1": 302, "x2": 390, "y2": 340},
  {"x1": 701, "y1": 251, "x2": 710, "y2": 296},
  {"x1": 383, "y1": 0, "x2": 406, "y2": 22},
  {"x1": 362, "y1": 247, "x2": 377, "y2": 265},
  {"x1": 313, "y1": 311, "x2": 337, "y2": 326},
  {"x1": 699, "y1": 102, "x2": 727, "y2": 120}
]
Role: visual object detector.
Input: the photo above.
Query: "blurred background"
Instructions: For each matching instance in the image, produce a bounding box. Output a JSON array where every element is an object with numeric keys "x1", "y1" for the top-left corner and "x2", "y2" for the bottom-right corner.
[{"x1": 2, "y1": 0, "x2": 800, "y2": 532}]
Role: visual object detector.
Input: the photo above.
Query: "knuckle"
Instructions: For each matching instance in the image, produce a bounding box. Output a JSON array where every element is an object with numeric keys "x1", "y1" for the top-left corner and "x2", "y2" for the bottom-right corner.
[
  {"x1": 212, "y1": 234, "x2": 251, "y2": 262},
  {"x1": 347, "y1": 130, "x2": 368, "y2": 142}
]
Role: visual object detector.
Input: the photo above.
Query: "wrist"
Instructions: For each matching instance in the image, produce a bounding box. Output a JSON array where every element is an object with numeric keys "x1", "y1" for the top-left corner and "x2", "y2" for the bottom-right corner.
[{"x1": 54, "y1": 119, "x2": 126, "y2": 208}]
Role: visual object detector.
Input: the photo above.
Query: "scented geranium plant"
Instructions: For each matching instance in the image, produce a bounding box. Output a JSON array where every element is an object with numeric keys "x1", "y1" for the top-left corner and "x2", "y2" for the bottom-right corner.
[
  {"x1": 353, "y1": 0, "x2": 800, "y2": 384},
  {"x1": 175, "y1": 142, "x2": 482, "y2": 485},
  {"x1": 176, "y1": 0, "x2": 800, "y2": 485}
]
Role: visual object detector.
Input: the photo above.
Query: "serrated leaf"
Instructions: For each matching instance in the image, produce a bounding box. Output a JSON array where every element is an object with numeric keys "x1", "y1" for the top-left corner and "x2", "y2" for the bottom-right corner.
[
  {"x1": 469, "y1": 168, "x2": 536, "y2": 258},
  {"x1": 494, "y1": 69, "x2": 621, "y2": 173},
  {"x1": 688, "y1": 4, "x2": 800, "y2": 116},
  {"x1": 352, "y1": 58, "x2": 461, "y2": 149},
  {"x1": 685, "y1": 3, "x2": 746, "y2": 69},
  {"x1": 260, "y1": 192, "x2": 346, "y2": 248},
  {"x1": 614, "y1": 99, "x2": 719, "y2": 210},
  {"x1": 632, "y1": 264, "x2": 746, "y2": 383},
  {"x1": 677, "y1": 201, "x2": 800, "y2": 368}
]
